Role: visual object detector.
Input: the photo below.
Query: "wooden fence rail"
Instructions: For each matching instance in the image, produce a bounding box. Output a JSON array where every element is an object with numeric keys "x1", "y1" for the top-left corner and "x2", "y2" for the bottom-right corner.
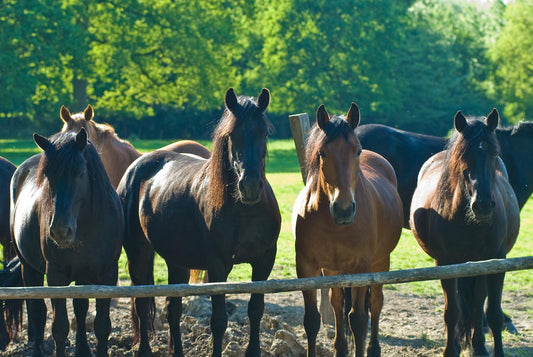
[{"x1": 1, "y1": 256, "x2": 532, "y2": 300}]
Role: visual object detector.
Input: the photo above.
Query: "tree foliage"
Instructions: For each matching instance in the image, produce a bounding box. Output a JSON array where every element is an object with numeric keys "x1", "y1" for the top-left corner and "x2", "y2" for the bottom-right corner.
[
  {"x1": 0, "y1": 0, "x2": 526, "y2": 138},
  {"x1": 490, "y1": 0, "x2": 533, "y2": 122}
]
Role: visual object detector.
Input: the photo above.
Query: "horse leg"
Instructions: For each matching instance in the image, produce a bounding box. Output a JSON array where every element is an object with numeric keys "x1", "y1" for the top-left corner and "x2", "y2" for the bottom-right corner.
[
  {"x1": 246, "y1": 247, "x2": 276, "y2": 357},
  {"x1": 124, "y1": 235, "x2": 155, "y2": 356},
  {"x1": 367, "y1": 284, "x2": 383, "y2": 357},
  {"x1": 21, "y1": 264, "x2": 46, "y2": 357},
  {"x1": 348, "y1": 286, "x2": 369, "y2": 357},
  {"x1": 207, "y1": 261, "x2": 231, "y2": 357},
  {"x1": 329, "y1": 287, "x2": 348, "y2": 357},
  {"x1": 94, "y1": 298, "x2": 112, "y2": 357},
  {"x1": 470, "y1": 277, "x2": 489, "y2": 357},
  {"x1": 50, "y1": 297, "x2": 69, "y2": 357},
  {"x1": 485, "y1": 272, "x2": 505, "y2": 357},
  {"x1": 296, "y1": 259, "x2": 320, "y2": 357},
  {"x1": 73, "y1": 298, "x2": 91, "y2": 357},
  {"x1": 0, "y1": 300, "x2": 9, "y2": 350},
  {"x1": 441, "y1": 278, "x2": 460, "y2": 357},
  {"x1": 166, "y1": 265, "x2": 189, "y2": 357}
]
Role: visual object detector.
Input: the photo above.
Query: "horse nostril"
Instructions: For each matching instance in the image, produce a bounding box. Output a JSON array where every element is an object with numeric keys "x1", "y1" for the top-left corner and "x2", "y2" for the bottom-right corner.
[{"x1": 491, "y1": 200, "x2": 496, "y2": 208}]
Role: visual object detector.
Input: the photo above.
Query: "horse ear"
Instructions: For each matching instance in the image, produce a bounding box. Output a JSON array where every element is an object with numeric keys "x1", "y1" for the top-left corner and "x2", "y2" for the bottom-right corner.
[
  {"x1": 346, "y1": 102, "x2": 360, "y2": 129},
  {"x1": 33, "y1": 133, "x2": 50, "y2": 152},
  {"x1": 486, "y1": 108, "x2": 499, "y2": 132},
  {"x1": 225, "y1": 88, "x2": 238, "y2": 112},
  {"x1": 84, "y1": 105, "x2": 94, "y2": 122},
  {"x1": 257, "y1": 88, "x2": 270, "y2": 112},
  {"x1": 75, "y1": 128, "x2": 88, "y2": 151},
  {"x1": 60, "y1": 105, "x2": 72, "y2": 124},
  {"x1": 454, "y1": 111, "x2": 467, "y2": 133},
  {"x1": 316, "y1": 104, "x2": 329, "y2": 130}
]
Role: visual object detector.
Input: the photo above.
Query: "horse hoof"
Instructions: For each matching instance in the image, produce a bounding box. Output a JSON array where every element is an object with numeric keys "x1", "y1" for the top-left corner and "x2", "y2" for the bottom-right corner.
[{"x1": 504, "y1": 320, "x2": 518, "y2": 334}]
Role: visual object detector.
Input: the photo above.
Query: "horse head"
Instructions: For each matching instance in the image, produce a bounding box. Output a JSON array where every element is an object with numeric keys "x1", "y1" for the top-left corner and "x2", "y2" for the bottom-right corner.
[
  {"x1": 34, "y1": 129, "x2": 90, "y2": 247},
  {"x1": 314, "y1": 103, "x2": 361, "y2": 225},
  {"x1": 60, "y1": 104, "x2": 97, "y2": 141},
  {"x1": 452, "y1": 109, "x2": 500, "y2": 222},
  {"x1": 223, "y1": 88, "x2": 270, "y2": 205}
]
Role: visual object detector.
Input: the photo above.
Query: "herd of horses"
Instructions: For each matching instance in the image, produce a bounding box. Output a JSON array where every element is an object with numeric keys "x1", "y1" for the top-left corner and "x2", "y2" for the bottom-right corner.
[{"x1": 0, "y1": 87, "x2": 529, "y2": 357}]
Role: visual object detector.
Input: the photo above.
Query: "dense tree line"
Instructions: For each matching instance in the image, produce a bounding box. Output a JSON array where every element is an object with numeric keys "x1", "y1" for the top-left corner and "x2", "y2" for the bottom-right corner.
[{"x1": 0, "y1": 0, "x2": 530, "y2": 139}]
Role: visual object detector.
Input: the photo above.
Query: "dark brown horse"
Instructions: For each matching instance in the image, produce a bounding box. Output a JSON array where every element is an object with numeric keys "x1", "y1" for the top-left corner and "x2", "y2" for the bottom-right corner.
[
  {"x1": 293, "y1": 104, "x2": 403, "y2": 357},
  {"x1": 117, "y1": 88, "x2": 281, "y2": 357},
  {"x1": 410, "y1": 110, "x2": 520, "y2": 357},
  {"x1": 10, "y1": 129, "x2": 124, "y2": 357},
  {"x1": 0, "y1": 156, "x2": 17, "y2": 349}
]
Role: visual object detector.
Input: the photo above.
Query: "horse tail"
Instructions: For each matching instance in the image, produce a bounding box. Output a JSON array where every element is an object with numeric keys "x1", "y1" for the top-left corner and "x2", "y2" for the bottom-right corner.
[
  {"x1": 458, "y1": 276, "x2": 475, "y2": 348},
  {"x1": 0, "y1": 256, "x2": 23, "y2": 347}
]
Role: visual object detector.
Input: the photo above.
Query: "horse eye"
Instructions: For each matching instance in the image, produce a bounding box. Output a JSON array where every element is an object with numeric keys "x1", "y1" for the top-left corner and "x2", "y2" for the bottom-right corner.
[{"x1": 356, "y1": 148, "x2": 362, "y2": 157}]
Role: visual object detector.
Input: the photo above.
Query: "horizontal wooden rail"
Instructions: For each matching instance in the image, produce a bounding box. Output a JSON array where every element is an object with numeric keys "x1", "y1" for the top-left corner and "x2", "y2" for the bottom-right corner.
[{"x1": 0, "y1": 256, "x2": 532, "y2": 300}]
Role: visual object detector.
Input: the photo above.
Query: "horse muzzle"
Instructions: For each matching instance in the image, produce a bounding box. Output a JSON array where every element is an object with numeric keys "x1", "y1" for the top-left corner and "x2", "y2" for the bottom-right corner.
[
  {"x1": 238, "y1": 176, "x2": 264, "y2": 205},
  {"x1": 49, "y1": 223, "x2": 76, "y2": 247},
  {"x1": 471, "y1": 199, "x2": 495, "y2": 222},
  {"x1": 330, "y1": 200, "x2": 356, "y2": 226}
]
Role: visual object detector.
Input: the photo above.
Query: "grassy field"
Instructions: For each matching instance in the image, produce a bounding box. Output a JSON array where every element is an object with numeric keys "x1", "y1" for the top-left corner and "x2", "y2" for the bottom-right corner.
[{"x1": 1, "y1": 138, "x2": 531, "y2": 299}]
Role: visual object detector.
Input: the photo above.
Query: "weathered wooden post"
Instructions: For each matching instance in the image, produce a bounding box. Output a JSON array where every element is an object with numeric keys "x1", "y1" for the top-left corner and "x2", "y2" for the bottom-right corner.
[
  {"x1": 288, "y1": 113, "x2": 311, "y2": 183},
  {"x1": 289, "y1": 112, "x2": 335, "y2": 326}
]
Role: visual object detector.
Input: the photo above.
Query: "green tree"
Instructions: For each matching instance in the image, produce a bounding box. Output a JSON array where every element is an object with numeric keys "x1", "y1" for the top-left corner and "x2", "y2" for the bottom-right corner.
[{"x1": 490, "y1": 0, "x2": 533, "y2": 121}]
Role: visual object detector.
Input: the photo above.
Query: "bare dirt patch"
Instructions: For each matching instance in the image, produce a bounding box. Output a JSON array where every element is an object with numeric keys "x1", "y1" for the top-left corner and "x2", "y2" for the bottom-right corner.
[{"x1": 3, "y1": 286, "x2": 532, "y2": 356}]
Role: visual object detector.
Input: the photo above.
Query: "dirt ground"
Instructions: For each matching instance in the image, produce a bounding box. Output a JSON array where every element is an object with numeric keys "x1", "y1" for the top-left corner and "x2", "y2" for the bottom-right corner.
[{"x1": 3, "y1": 286, "x2": 532, "y2": 356}]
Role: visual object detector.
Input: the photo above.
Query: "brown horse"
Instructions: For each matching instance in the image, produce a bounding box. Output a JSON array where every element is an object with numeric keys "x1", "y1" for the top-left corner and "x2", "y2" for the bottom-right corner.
[
  {"x1": 60, "y1": 105, "x2": 141, "y2": 188},
  {"x1": 118, "y1": 88, "x2": 281, "y2": 357},
  {"x1": 293, "y1": 104, "x2": 403, "y2": 357},
  {"x1": 410, "y1": 110, "x2": 520, "y2": 357},
  {"x1": 60, "y1": 105, "x2": 211, "y2": 188}
]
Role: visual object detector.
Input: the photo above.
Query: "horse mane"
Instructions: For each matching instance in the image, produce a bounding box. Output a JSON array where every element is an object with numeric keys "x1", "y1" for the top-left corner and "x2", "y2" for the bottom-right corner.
[
  {"x1": 305, "y1": 115, "x2": 355, "y2": 209},
  {"x1": 207, "y1": 95, "x2": 272, "y2": 212},
  {"x1": 36, "y1": 131, "x2": 113, "y2": 213},
  {"x1": 437, "y1": 117, "x2": 500, "y2": 217}
]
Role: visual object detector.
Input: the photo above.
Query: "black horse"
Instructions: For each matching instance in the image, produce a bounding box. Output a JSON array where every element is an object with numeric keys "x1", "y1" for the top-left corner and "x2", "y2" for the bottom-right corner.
[
  {"x1": 10, "y1": 129, "x2": 124, "y2": 357},
  {"x1": 410, "y1": 110, "x2": 520, "y2": 357},
  {"x1": 356, "y1": 122, "x2": 533, "y2": 227},
  {"x1": 117, "y1": 88, "x2": 281, "y2": 357}
]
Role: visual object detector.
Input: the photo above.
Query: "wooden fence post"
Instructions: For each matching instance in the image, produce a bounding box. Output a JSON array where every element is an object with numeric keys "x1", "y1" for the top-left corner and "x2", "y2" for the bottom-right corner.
[{"x1": 289, "y1": 113, "x2": 311, "y2": 184}]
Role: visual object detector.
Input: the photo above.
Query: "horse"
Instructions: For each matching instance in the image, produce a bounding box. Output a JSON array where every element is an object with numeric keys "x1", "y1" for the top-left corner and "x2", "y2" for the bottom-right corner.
[
  {"x1": 117, "y1": 88, "x2": 281, "y2": 357},
  {"x1": 356, "y1": 121, "x2": 533, "y2": 227},
  {"x1": 10, "y1": 129, "x2": 125, "y2": 357},
  {"x1": 60, "y1": 105, "x2": 212, "y2": 189},
  {"x1": 293, "y1": 104, "x2": 403, "y2": 357},
  {"x1": 410, "y1": 109, "x2": 520, "y2": 357},
  {"x1": 60, "y1": 105, "x2": 142, "y2": 188},
  {"x1": 0, "y1": 156, "x2": 17, "y2": 349}
]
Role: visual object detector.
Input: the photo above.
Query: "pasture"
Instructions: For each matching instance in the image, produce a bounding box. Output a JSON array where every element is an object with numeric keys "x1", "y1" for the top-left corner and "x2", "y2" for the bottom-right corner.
[{"x1": 0, "y1": 137, "x2": 532, "y2": 356}]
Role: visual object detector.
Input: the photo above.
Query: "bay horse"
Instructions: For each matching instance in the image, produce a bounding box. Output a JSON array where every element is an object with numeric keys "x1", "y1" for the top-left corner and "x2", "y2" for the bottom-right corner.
[
  {"x1": 293, "y1": 104, "x2": 403, "y2": 357},
  {"x1": 10, "y1": 129, "x2": 124, "y2": 357},
  {"x1": 60, "y1": 105, "x2": 212, "y2": 188},
  {"x1": 410, "y1": 109, "x2": 520, "y2": 357},
  {"x1": 117, "y1": 88, "x2": 281, "y2": 357}
]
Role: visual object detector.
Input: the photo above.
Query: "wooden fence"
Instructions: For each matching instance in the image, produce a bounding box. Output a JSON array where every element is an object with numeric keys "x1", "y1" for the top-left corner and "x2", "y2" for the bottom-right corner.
[{"x1": 1, "y1": 256, "x2": 532, "y2": 299}]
